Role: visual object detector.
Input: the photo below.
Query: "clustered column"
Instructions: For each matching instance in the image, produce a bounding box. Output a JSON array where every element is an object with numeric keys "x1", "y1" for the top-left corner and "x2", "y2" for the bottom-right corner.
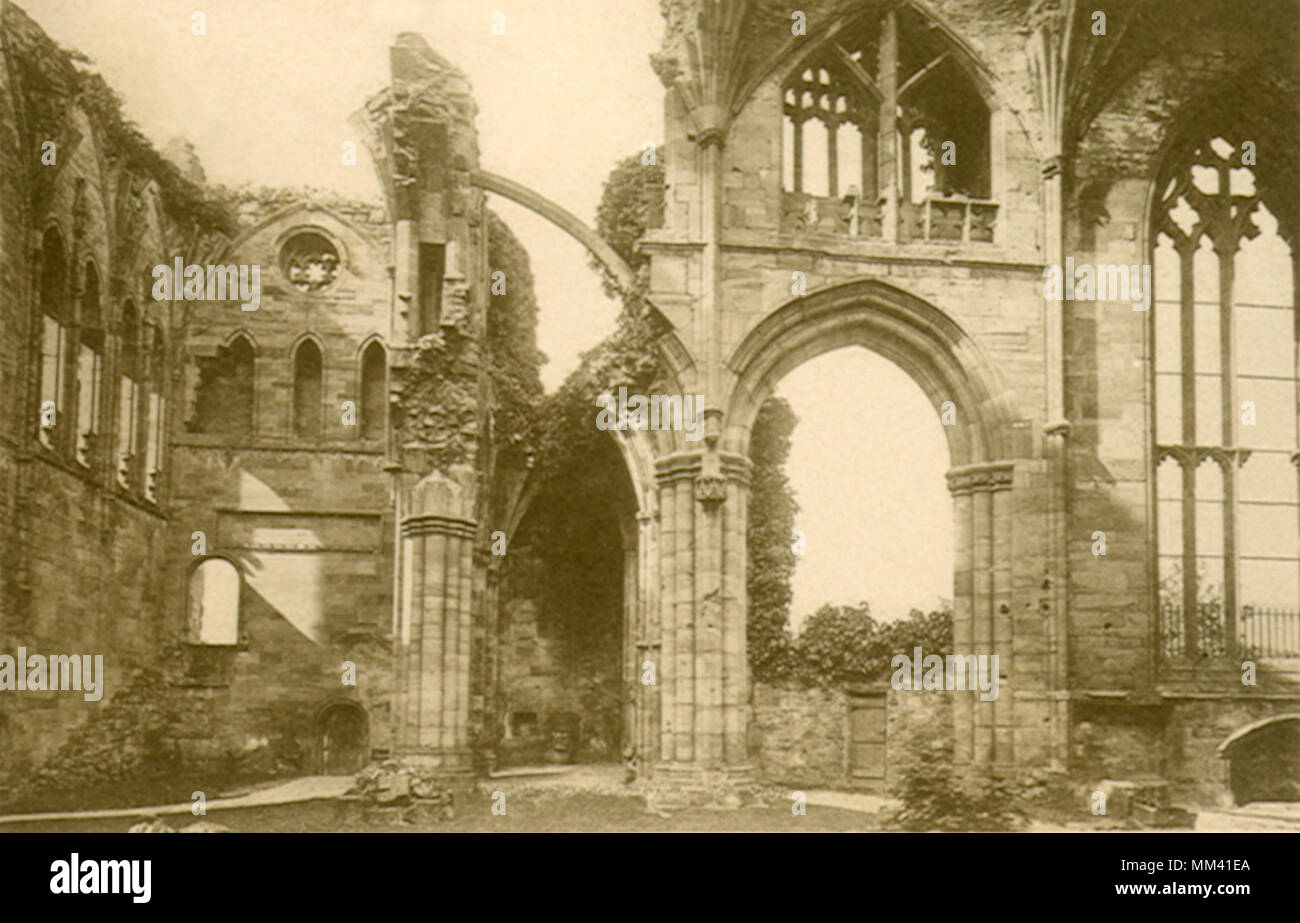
[
  {"x1": 392, "y1": 471, "x2": 476, "y2": 777},
  {"x1": 947, "y1": 462, "x2": 1015, "y2": 767},
  {"x1": 655, "y1": 451, "x2": 752, "y2": 782}
]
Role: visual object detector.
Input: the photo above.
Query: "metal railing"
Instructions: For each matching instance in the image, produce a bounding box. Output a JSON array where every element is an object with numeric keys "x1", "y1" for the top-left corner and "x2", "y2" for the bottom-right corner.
[{"x1": 1160, "y1": 602, "x2": 1300, "y2": 659}]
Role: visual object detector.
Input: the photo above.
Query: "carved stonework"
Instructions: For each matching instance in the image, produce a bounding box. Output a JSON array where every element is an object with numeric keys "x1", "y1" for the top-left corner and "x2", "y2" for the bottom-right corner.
[
  {"x1": 1157, "y1": 445, "x2": 1252, "y2": 472},
  {"x1": 694, "y1": 475, "x2": 727, "y2": 504},
  {"x1": 441, "y1": 280, "x2": 471, "y2": 328},
  {"x1": 281, "y1": 231, "x2": 340, "y2": 292},
  {"x1": 946, "y1": 463, "x2": 1015, "y2": 495}
]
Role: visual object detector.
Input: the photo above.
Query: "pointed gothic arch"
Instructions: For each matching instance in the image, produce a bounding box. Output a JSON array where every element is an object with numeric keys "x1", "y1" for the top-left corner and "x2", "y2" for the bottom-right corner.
[
  {"x1": 723, "y1": 277, "x2": 1018, "y2": 767},
  {"x1": 724, "y1": 277, "x2": 1014, "y2": 466},
  {"x1": 1144, "y1": 82, "x2": 1300, "y2": 662}
]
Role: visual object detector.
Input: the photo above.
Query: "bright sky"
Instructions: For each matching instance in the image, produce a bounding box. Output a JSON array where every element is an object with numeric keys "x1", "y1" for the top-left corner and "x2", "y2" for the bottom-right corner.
[
  {"x1": 777, "y1": 348, "x2": 952, "y2": 630},
  {"x1": 25, "y1": 0, "x2": 951, "y2": 629}
]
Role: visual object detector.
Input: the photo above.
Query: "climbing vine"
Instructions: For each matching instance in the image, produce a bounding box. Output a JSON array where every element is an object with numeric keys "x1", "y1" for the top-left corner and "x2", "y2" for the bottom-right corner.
[
  {"x1": 486, "y1": 210, "x2": 546, "y2": 457},
  {"x1": 4, "y1": 8, "x2": 233, "y2": 235}
]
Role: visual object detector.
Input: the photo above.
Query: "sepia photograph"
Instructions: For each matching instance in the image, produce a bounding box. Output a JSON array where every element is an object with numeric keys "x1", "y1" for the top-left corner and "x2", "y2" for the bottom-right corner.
[{"x1": 0, "y1": 0, "x2": 1295, "y2": 905}]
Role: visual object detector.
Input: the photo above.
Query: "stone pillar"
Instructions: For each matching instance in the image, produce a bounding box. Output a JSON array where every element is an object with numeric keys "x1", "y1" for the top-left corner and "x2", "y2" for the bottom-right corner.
[
  {"x1": 654, "y1": 450, "x2": 753, "y2": 784},
  {"x1": 947, "y1": 462, "x2": 1015, "y2": 767},
  {"x1": 619, "y1": 514, "x2": 638, "y2": 755},
  {"x1": 635, "y1": 509, "x2": 661, "y2": 774},
  {"x1": 877, "y1": 7, "x2": 900, "y2": 243},
  {"x1": 392, "y1": 468, "x2": 477, "y2": 778},
  {"x1": 992, "y1": 485, "x2": 1015, "y2": 766},
  {"x1": 1027, "y1": 0, "x2": 1075, "y2": 770}
]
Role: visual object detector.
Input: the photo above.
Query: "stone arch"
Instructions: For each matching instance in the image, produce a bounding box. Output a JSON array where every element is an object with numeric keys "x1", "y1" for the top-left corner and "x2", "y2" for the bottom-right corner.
[
  {"x1": 470, "y1": 169, "x2": 637, "y2": 295},
  {"x1": 222, "y1": 327, "x2": 259, "y2": 351},
  {"x1": 469, "y1": 170, "x2": 700, "y2": 393},
  {"x1": 504, "y1": 424, "x2": 656, "y2": 548},
  {"x1": 1141, "y1": 75, "x2": 1299, "y2": 256},
  {"x1": 291, "y1": 334, "x2": 324, "y2": 438},
  {"x1": 357, "y1": 336, "x2": 388, "y2": 441},
  {"x1": 735, "y1": 0, "x2": 1006, "y2": 124},
  {"x1": 38, "y1": 224, "x2": 69, "y2": 319},
  {"x1": 286, "y1": 330, "x2": 326, "y2": 360},
  {"x1": 317, "y1": 699, "x2": 369, "y2": 775},
  {"x1": 1217, "y1": 714, "x2": 1300, "y2": 805},
  {"x1": 186, "y1": 554, "x2": 243, "y2": 645},
  {"x1": 190, "y1": 330, "x2": 256, "y2": 436},
  {"x1": 723, "y1": 277, "x2": 1014, "y2": 465},
  {"x1": 223, "y1": 202, "x2": 379, "y2": 267},
  {"x1": 723, "y1": 276, "x2": 1017, "y2": 767}
]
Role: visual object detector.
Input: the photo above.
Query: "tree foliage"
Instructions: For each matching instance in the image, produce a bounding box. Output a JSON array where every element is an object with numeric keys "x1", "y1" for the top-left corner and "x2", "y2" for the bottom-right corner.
[
  {"x1": 590, "y1": 151, "x2": 665, "y2": 298},
  {"x1": 747, "y1": 397, "x2": 799, "y2": 678}
]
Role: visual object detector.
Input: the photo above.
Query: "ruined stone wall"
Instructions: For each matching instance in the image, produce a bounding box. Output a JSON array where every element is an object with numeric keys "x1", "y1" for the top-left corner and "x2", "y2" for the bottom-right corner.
[
  {"x1": 750, "y1": 681, "x2": 950, "y2": 790},
  {"x1": 0, "y1": 2, "x2": 210, "y2": 794},
  {"x1": 161, "y1": 197, "x2": 396, "y2": 778},
  {"x1": 647, "y1": 0, "x2": 1300, "y2": 801}
]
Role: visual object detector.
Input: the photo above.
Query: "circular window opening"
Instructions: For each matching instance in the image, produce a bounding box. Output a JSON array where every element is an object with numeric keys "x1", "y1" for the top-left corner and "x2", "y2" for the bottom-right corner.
[{"x1": 280, "y1": 231, "x2": 340, "y2": 293}]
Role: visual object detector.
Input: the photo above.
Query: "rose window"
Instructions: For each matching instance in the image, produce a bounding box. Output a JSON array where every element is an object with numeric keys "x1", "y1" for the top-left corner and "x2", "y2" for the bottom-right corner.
[{"x1": 281, "y1": 231, "x2": 340, "y2": 293}]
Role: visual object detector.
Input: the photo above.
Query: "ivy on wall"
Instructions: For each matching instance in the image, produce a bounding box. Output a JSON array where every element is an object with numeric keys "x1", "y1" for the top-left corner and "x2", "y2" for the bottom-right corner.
[
  {"x1": 390, "y1": 326, "x2": 482, "y2": 470},
  {"x1": 486, "y1": 210, "x2": 546, "y2": 457},
  {"x1": 747, "y1": 396, "x2": 800, "y2": 679},
  {"x1": 4, "y1": 7, "x2": 234, "y2": 236}
]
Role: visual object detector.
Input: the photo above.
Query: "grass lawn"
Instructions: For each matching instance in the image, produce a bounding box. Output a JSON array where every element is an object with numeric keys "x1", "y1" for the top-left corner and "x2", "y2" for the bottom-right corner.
[{"x1": 2, "y1": 791, "x2": 885, "y2": 833}]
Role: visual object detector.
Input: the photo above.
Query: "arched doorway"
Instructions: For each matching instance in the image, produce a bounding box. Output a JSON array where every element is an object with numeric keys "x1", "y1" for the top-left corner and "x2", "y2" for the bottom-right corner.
[
  {"x1": 1218, "y1": 714, "x2": 1300, "y2": 805},
  {"x1": 319, "y1": 701, "x2": 368, "y2": 775},
  {"x1": 725, "y1": 277, "x2": 1017, "y2": 768},
  {"x1": 495, "y1": 430, "x2": 641, "y2": 768}
]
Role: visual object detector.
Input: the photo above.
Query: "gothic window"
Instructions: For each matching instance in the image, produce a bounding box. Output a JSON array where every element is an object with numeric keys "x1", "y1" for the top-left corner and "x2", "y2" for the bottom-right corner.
[
  {"x1": 144, "y1": 324, "x2": 166, "y2": 501},
  {"x1": 76, "y1": 263, "x2": 104, "y2": 466},
  {"x1": 37, "y1": 228, "x2": 69, "y2": 449},
  {"x1": 1154, "y1": 133, "x2": 1298, "y2": 659},
  {"x1": 778, "y1": 6, "x2": 993, "y2": 242},
  {"x1": 191, "y1": 333, "x2": 255, "y2": 436},
  {"x1": 116, "y1": 302, "x2": 141, "y2": 488},
  {"x1": 188, "y1": 557, "x2": 241, "y2": 645},
  {"x1": 293, "y1": 338, "x2": 324, "y2": 438},
  {"x1": 280, "y1": 231, "x2": 340, "y2": 293},
  {"x1": 895, "y1": 8, "x2": 991, "y2": 205},
  {"x1": 418, "y1": 243, "x2": 445, "y2": 335},
  {"x1": 782, "y1": 61, "x2": 876, "y2": 199},
  {"x1": 360, "y1": 339, "x2": 387, "y2": 441}
]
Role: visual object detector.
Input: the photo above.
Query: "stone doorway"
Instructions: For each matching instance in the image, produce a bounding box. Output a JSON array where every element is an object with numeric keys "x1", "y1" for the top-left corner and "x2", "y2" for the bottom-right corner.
[
  {"x1": 319, "y1": 701, "x2": 368, "y2": 775},
  {"x1": 496, "y1": 433, "x2": 638, "y2": 769},
  {"x1": 1221, "y1": 715, "x2": 1300, "y2": 805}
]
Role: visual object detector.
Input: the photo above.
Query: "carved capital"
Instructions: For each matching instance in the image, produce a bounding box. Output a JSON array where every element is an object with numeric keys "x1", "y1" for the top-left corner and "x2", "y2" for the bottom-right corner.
[
  {"x1": 694, "y1": 474, "x2": 728, "y2": 505},
  {"x1": 946, "y1": 462, "x2": 1015, "y2": 496},
  {"x1": 696, "y1": 127, "x2": 726, "y2": 150}
]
